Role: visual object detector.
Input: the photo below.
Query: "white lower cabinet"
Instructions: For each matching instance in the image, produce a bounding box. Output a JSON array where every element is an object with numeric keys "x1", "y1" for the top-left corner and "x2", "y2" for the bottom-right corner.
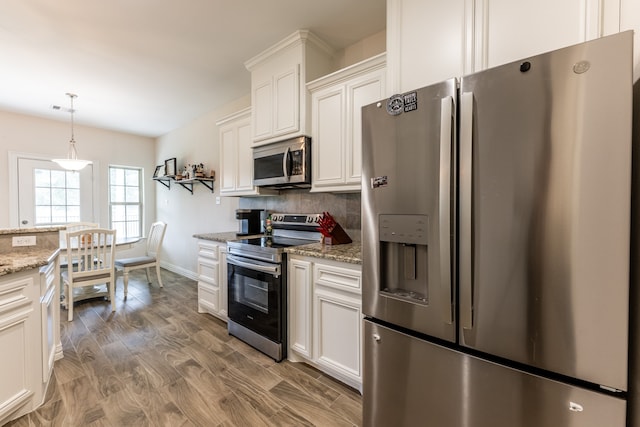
[
  {"x1": 197, "y1": 240, "x2": 228, "y2": 321},
  {"x1": 0, "y1": 256, "x2": 61, "y2": 425},
  {"x1": 287, "y1": 255, "x2": 362, "y2": 392}
]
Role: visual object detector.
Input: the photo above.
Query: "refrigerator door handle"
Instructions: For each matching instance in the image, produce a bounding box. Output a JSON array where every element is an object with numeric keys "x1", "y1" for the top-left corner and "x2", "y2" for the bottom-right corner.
[
  {"x1": 439, "y1": 96, "x2": 454, "y2": 324},
  {"x1": 460, "y1": 91, "x2": 474, "y2": 330}
]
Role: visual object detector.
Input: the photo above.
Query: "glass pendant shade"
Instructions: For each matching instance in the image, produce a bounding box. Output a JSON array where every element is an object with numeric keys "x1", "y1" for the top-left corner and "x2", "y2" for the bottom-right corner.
[{"x1": 52, "y1": 93, "x2": 92, "y2": 171}]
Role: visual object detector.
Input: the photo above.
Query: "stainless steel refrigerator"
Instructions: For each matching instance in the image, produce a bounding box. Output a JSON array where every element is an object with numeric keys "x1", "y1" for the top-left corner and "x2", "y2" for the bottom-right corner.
[{"x1": 361, "y1": 31, "x2": 633, "y2": 426}]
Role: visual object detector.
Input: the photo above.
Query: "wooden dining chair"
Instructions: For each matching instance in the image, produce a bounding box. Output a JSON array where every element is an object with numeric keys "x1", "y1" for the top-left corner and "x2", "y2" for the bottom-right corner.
[
  {"x1": 59, "y1": 222, "x2": 99, "y2": 271},
  {"x1": 62, "y1": 228, "x2": 117, "y2": 321},
  {"x1": 115, "y1": 221, "x2": 167, "y2": 299}
]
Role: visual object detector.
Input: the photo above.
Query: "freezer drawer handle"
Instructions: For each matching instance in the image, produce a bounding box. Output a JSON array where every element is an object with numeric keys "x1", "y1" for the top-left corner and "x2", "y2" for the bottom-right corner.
[
  {"x1": 460, "y1": 91, "x2": 474, "y2": 330},
  {"x1": 569, "y1": 402, "x2": 584, "y2": 412},
  {"x1": 439, "y1": 96, "x2": 454, "y2": 324}
]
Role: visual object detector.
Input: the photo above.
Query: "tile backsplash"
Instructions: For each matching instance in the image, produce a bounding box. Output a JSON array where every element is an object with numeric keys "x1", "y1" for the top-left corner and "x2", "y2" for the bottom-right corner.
[{"x1": 239, "y1": 190, "x2": 361, "y2": 241}]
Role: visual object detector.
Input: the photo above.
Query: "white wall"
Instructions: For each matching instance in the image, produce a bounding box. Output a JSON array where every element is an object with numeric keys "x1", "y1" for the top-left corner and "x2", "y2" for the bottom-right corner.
[
  {"x1": 0, "y1": 109, "x2": 156, "y2": 256},
  {"x1": 154, "y1": 95, "x2": 250, "y2": 278}
]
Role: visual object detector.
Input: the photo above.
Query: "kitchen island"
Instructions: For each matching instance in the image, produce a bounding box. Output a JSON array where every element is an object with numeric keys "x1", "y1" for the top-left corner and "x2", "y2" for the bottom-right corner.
[{"x1": 0, "y1": 227, "x2": 62, "y2": 425}]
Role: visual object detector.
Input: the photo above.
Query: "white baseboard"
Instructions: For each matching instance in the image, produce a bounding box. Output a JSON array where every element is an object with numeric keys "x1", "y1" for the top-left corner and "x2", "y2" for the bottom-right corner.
[{"x1": 159, "y1": 261, "x2": 198, "y2": 281}]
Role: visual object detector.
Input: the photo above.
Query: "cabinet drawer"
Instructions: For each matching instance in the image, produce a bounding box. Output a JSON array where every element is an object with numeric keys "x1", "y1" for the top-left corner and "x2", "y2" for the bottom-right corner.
[
  {"x1": 197, "y1": 242, "x2": 219, "y2": 261},
  {"x1": 314, "y1": 263, "x2": 361, "y2": 293},
  {"x1": 197, "y1": 259, "x2": 219, "y2": 285},
  {"x1": 198, "y1": 282, "x2": 219, "y2": 312}
]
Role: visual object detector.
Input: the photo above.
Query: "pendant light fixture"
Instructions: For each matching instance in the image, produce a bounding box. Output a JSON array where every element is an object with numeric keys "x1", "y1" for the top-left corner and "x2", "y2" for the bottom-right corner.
[{"x1": 53, "y1": 93, "x2": 92, "y2": 171}]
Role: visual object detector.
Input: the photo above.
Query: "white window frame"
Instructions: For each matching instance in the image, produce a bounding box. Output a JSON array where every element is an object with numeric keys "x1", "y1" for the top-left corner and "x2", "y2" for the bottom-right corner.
[{"x1": 108, "y1": 165, "x2": 143, "y2": 239}]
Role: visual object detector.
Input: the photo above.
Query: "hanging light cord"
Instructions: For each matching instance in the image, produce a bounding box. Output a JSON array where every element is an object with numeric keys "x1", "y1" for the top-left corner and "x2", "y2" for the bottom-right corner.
[{"x1": 67, "y1": 93, "x2": 78, "y2": 160}]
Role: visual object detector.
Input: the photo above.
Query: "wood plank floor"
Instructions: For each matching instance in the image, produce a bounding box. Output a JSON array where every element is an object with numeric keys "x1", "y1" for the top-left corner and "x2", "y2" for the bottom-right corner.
[{"x1": 5, "y1": 269, "x2": 362, "y2": 427}]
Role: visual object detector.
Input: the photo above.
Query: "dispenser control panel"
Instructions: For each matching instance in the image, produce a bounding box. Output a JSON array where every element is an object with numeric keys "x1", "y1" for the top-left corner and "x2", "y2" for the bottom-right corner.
[{"x1": 378, "y1": 214, "x2": 429, "y2": 245}]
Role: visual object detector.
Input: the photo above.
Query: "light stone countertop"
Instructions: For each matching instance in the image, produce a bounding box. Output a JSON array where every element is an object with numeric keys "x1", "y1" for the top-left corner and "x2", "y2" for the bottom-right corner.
[
  {"x1": 285, "y1": 241, "x2": 362, "y2": 265},
  {"x1": 193, "y1": 231, "x2": 362, "y2": 264},
  {"x1": 0, "y1": 248, "x2": 60, "y2": 277},
  {"x1": 193, "y1": 231, "x2": 246, "y2": 243},
  {"x1": 0, "y1": 226, "x2": 65, "y2": 235}
]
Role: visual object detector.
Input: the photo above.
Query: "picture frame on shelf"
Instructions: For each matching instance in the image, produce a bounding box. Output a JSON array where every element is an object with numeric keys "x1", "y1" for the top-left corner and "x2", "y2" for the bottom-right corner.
[
  {"x1": 164, "y1": 157, "x2": 177, "y2": 177},
  {"x1": 153, "y1": 165, "x2": 164, "y2": 178}
]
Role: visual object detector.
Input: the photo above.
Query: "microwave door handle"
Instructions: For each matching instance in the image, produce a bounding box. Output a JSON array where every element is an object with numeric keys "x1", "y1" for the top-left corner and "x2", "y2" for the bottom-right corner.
[
  {"x1": 439, "y1": 96, "x2": 454, "y2": 325},
  {"x1": 282, "y1": 147, "x2": 291, "y2": 178},
  {"x1": 460, "y1": 91, "x2": 474, "y2": 331}
]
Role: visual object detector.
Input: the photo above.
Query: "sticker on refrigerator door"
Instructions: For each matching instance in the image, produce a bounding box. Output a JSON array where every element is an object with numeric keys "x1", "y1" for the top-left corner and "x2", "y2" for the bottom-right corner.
[
  {"x1": 386, "y1": 95, "x2": 404, "y2": 115},
  {"x1": 371, "y1": 176, "x2": 388, "y2": 188},
  {"x1": 403, "y1": 91, "x2": 418, "y2": 112}
]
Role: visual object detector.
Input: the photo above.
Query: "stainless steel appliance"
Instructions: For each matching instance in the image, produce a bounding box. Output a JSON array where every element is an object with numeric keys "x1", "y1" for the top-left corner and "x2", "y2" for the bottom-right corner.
[
  {"x1": 235, "y1": 208, "x2": 263, "y2": 236},
  {"x1": 361, "y1": 32, "x2": 633, "y2": 426},
  {"x1": 253, "y1": 136, "x2": 311, "y2": 188},
  {"x1": 227, "y1": 213, "x2": 322, "y2": 361}
]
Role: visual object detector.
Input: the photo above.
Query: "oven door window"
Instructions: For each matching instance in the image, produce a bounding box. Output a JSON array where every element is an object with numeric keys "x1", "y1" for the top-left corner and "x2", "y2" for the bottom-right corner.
[{"x1": 228, "y1": 263, "x2": 282, "y2": 341}]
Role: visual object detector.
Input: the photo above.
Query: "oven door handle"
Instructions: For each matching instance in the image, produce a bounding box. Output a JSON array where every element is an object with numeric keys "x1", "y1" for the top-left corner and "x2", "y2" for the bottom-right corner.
[{"x1": 227, "y1": 254, "x2": 281, "y2": 277}]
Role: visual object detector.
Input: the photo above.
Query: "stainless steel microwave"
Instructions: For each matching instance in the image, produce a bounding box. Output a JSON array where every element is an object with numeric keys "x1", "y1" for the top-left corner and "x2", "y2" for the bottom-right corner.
[{"x1": 253, "y1": 136, "x2": 311, "y2": 188}]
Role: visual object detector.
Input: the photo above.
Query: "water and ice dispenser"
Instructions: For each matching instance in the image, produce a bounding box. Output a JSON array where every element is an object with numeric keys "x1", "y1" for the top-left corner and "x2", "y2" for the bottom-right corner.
[{"x1": 379, "y1": 214, "x2": 430, "y2": 304}]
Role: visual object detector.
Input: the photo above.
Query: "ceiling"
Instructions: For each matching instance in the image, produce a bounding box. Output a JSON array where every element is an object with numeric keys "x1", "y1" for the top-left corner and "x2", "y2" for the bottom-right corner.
[{"x1": 0, "y1": 1, "x2": 386, "y2": 138}]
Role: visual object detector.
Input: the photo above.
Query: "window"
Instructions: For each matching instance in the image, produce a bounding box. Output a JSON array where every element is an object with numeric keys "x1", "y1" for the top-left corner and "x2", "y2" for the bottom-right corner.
[
  {"x1": 34, "y1": 168, "x2": 81, "y2": 225},
  {"x1": 109, "y1": 166, "x2": 142, "y2": 238}
]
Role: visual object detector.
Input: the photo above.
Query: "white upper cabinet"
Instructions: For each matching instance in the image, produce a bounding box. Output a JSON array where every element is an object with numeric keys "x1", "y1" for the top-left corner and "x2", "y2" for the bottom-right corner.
[
  {"x1": 217, "y1": 108, "x2": 265, "y2": 196},
  {"x1": 308, "y1": 54, "x2": 386, "y2": 192},
  {"x1": 476, "y1": 0, "x2": 621, "y2": 69},
  {"x1": 245, "y1": 30, "x2": 334, "y2": 145},
  {"x1": 387, "y1": 0, "x2": 467, "y2": 94},
  {"x1": 387, "y1": 0, "x2": 623, "y2": 94}
]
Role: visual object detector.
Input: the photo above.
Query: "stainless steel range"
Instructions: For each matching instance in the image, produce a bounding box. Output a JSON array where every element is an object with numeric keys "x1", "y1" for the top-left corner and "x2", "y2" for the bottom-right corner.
[{"x1": 226, "y1": 213, "x2": 322, "y2": 361}]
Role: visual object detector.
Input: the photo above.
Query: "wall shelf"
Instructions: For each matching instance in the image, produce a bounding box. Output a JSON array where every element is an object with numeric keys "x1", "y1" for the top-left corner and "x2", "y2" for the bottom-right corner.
[{"x1": 153, "y1": 176, "x2": 215, "y2": 194}]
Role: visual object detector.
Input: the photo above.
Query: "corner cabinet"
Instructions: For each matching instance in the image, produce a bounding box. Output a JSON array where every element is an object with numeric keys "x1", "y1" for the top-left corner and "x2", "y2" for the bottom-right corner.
[
  {"x1": 308, "y1": 54, "x2": 386, "y2": 192},
  {"x1": 288, "y1": 255, "x2": 362, "y2": 392},
  {"x1": 196, "y1": 240, "x2": 227, "y2": 321},
  {"x1": 245, "y1": 30, "x2": 334, "y2": 145},
  {"x1": 217, "y1": 108, "x2": 266, "y2": 197}
]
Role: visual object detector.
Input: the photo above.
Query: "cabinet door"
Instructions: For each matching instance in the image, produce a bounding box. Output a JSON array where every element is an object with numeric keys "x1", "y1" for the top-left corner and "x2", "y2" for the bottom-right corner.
[
  {"x1": 388, "y1": 0, "x2": 467, "y2": 93},
  {"x1": 312, "y1": 86, "x2": 345, "y2": 189},
  {"x1": 0, "y1": 275, "x2": 36, "y2": 422},
  {"x1": 40, "y1": 260, "x2": 57, "y2": 383},
  {"x1": 253, "y1": 80, "x2": 273, "y2": 140},
  {"x1": 218, "y1": 249, "x2": 228, "y2": 320},
  {"x1": 219, "y1": 126, "x2": 237, "y2": 193},
  {"x1": 273, "y1": 65, "x2": 300, "y2": 137},
  {"x1": 314, "y1": 288, "x2": 362, "y2": 381},
  {"x1": 235, "y1": 118, "x2": 254, "y2": 192},
  {"x1": 288, "y1": 258, "x2": 313, "y2": 358},
  {"x1": 478, "y1": 0, "x2": 621, "y2": 69},
  {"x1": 346, "y1": 69, "x2": 386, "y2": 186}
]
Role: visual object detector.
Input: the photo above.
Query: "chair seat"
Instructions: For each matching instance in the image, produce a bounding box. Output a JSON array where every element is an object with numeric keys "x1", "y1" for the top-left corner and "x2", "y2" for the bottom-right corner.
[
  {"x1": 62, "y1": 270, "x2": 112, "y2": 283},
  {"x1": 115, "y1": 256, "x2": 156, "y2": 268}
]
